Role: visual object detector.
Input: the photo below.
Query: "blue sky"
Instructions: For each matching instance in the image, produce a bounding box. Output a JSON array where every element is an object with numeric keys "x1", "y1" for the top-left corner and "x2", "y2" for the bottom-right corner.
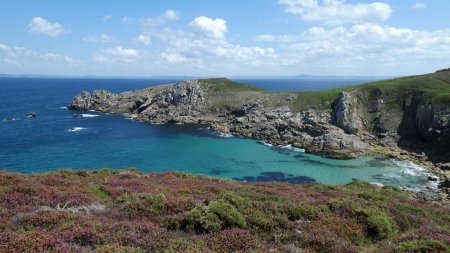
[{"x1": 0, "y1": 0, "x2": 450, "y2": 76}]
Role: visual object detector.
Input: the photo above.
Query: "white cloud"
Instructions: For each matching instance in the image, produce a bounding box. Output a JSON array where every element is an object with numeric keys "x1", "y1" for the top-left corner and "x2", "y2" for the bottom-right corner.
[
  {"x1": 278, "y1": 0, "x2": 392, "y2": 25},
  {"x1": 134, "y1": 34, "x2": 151, "y2": 45},
  {"x1": 102, "y1": 15, "x2": 112, "y2": 21},
  {"x1": 160, "y1": 53, "x2": 187, "y2": 64},
  {"x1": 122, "y1": 16, "x2": 134, "y2": 24},
  {"x1": 0, "y1": 43, "x2": 10, "y2": 51},
  {"x1": 41, "y1": 53, "x2": 80, "y2": 65},
  {"x1": 411, "y1": 3, "x2": 426, "y2": 10},
  {"x1": 253, "y1": 24, "x2": 450, "y2": 74},
  {"x1": 254, "y1": 34, "x2": 299, "y2": 42},
  {"x1": 189, "y1": 16, "x2": 227, "y2": 40},
  {"x1": 163, "y1": 10, "x2": 180, "y2": 21},
  {"x1": 83, "y1": 34, "x2": 119, "y2": 43},
  {"x1": 93, "y1": 46, "x2": 140, "y2": 64},
  {"x1": 28, "y1": 17, "x2": 68, "y2": 37},
  {"x1": 138, "y1": 10, "x2": 180, "y2": 26},
  {"x1": 0, "y1": 42, "x2": 80, "y2": 67}
]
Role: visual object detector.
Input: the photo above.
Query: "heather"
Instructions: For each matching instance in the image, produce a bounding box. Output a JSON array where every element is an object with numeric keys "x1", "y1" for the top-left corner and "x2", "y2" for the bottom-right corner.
[{"x1": 0, "y1": 169, "x2": 449, "y2": 252}]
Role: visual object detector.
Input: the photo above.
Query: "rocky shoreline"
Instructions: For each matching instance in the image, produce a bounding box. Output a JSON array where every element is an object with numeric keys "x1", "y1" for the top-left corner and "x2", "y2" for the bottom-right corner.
[{"x1": 68, "y1": 78, "x2": 450, "y2": 204}]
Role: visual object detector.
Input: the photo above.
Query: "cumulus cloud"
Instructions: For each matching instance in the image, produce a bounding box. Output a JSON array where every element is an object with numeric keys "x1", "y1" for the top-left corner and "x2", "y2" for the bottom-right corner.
[
  {"x1": 28, "y1": 17, "x2": 69, "y2": 37},
  {"x1": 102, "y1": 15, "x2": 112, "y2": 21},
  {"x1": 160, "y1": 52, "x2": 187, "y2": 64},
  {"x1": 0, "y1": 42, "x2": 80, "y2": 66},
  {"x1": 93, "y1": 46, "x2": 140, "y2": 64},
  {"x1": 83, "y1": 34, "x2": 119, "y2": 43},
  {"x1": 252, "y1": 23, "x2": 450, "y2": 74},
  {"x1": 278, "y1": 0, "x2": 392, "y2": 25},
  {"x1": 134, "y1": 34, "x2": 151, "y2": 45},
  {"x1": 189, "y1": 16, "x2": 227, "y2": 40},
  {"x1": 160, "y1": 37, "x2": 277, "y2": 67},
  {"x1": 138, "y1": 10, "x2": 180, "y2": 26},
  {"x1": 411, "y1": 3, "x2": 426, "y2": 10}
]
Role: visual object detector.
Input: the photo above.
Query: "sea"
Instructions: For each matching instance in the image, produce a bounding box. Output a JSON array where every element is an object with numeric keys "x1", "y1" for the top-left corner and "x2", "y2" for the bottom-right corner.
[{"x1": 0, "y1": 76, "x2": 439, "y2": 193}]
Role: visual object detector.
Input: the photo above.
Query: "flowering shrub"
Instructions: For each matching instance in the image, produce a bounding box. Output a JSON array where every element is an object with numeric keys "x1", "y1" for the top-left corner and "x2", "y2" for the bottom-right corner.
[{"x1": 0, "y1": 170, "x2": 448, "y2": 252}]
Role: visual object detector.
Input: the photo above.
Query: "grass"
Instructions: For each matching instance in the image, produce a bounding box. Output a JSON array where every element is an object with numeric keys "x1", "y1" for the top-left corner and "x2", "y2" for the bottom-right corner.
[{"x1": 0, "y1": 169, "x2": 449, "y2": 252}]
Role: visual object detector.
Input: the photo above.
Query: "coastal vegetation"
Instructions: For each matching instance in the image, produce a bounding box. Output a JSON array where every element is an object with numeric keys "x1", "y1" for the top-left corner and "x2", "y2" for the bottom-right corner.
[{"x1": 0, "y1": 169, "x2": 449, "y2": 252}]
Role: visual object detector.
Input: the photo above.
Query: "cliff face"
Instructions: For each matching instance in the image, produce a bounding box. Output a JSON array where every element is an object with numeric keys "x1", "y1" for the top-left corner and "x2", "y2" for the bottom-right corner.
[
  {"x1": 68, "y1": 75, "x2": 450, "y2": 162},
  {"x1": 330, "y1": 88, "x2": 450, "y2": 163},
  {"x1": 68, "y1": 79, "x2": 370, "y2": 159}
]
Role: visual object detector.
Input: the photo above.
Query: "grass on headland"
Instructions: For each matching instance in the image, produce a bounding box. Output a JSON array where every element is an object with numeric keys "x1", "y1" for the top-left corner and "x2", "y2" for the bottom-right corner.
[{"x1": 0, "y1": 169, "x2": 449, "y2": 252}]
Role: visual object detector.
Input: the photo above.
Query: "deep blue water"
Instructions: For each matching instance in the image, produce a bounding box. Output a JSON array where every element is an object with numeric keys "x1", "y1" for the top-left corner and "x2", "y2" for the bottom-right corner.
[{"x1": 0, "y1": 77, "x2": 437, "y2": 192}]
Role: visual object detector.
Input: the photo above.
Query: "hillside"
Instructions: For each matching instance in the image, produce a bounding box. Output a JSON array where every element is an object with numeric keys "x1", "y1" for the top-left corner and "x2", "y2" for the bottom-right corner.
[{"x1": 0, "y1": 169, "x2": 449, "y2": 252}]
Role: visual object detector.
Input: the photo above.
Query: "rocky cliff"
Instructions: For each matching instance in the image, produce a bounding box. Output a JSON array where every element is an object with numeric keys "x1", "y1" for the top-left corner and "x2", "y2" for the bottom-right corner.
[{"x1": 69, "y1": 79, "x2": 370, "y2": 159}]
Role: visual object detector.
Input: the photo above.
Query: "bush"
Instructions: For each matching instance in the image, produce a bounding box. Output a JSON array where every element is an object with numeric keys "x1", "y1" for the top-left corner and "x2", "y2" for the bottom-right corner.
[
  {"x1": 398, "y1": 239, "x2": 450, "y2": 253},
  {"x1": 118, "y1": 193, "x2": 165, "y2": 218},
  {"x1": 208, "y1": 228, "x2": 258, "y2": 252},
  {"x1": 359, "y1": 208, "x2": 397, "y2": 240},
  {"x1": 183, "y1": 199, "x2": 246, "y2": 233},
  {"x1": 287, "y1": 204, "x2": 318, "y2": 220}
]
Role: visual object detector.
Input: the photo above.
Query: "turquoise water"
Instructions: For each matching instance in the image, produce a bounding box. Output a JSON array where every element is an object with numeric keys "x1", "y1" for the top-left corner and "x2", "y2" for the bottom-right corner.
[{"x1": 0, "y1": 77, "x2": 437, "y2": 193}]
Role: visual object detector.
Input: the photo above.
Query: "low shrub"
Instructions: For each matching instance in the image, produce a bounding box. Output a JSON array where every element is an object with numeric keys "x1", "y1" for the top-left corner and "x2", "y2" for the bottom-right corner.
[{"x1": 398, "y1": 239, "x2": 450, "y2": 253}]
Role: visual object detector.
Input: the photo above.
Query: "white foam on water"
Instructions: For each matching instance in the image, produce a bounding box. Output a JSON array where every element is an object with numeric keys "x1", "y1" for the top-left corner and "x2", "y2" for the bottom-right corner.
[
  {"x1": 215, "y1": 132, "x2": 233, "y2": 138},
  {"x1": 59, "y1": 107, "x2": 68, "y2": 109},
  {"x1": 87, "y1": 109, "x2": 96, "y2": 112},
  {"x1": 150, "y1": 122, "x2": 162, "y2": 125},
  {"x1": 392, "y1": 159, "x2": 440, "y2": 192},
  {"x1": 3, "y1": 118, "x2": 20, "y2": 122},
  {"x1": 68, "y1": 127, "x2": 87, "y2": 132},
  {"x1": 279, "y1": 144, "x2": 305, "y2": 153},
  {"x1": 393, "y1": 160, "x2": 428, "y2": 177},
  {"x1": 259, "y1": 141, "x2": 273, "y2": 147},
  {"x1": 80, "y1": 114, "x2": 100, "y2": 118}
]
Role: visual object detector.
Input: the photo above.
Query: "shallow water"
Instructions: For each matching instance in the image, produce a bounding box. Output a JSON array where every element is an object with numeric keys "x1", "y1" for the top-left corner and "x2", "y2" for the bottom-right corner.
[{"x1": 0, "y1": 77, "x2": 437, "y2": 193}]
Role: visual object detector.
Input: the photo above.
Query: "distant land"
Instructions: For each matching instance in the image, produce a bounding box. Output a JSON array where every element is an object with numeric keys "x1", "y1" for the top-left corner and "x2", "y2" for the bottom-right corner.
[{"x1": 0, "y1": 73, "x2": 395, "y2": 80}]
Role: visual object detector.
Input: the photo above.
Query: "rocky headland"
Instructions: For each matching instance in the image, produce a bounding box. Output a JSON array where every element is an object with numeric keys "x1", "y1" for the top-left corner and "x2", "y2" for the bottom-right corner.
[{"x1": 68, "y1": 73, "x2": 450, "y2": 202}]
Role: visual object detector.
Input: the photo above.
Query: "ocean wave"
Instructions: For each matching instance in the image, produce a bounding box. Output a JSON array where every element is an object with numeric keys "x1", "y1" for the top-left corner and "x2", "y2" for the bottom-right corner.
[
  {"x1": 392, "y1": 159, "x2": 440, "y2": 191},
  {"x1": 3, "y1": 118, "x2": 20, "y2": 122},
  {"x1": 393, "y1": 160, "x2": 428, "y2": 177},
  {"x1": 68, "y1": 127, "x2": 87, "y2": 132},
  {"x1": 59, "y1": 106, "x2": 68, "y2": 109},
  {"x1": 259, "y1": 141, "x2": 273, "y2": 147},
  {"x1": 87, "y1": 109, "x2": 96, "y2": 112},
  {"x1": 279, "y1": 144, "x2": 305, "y2": 153},
  {"x1": 80, "y1": 114, "x2": 100, "y2": 118},
  {"x1": 214, "y1": 132, "x2": 233, "y2": 138}
]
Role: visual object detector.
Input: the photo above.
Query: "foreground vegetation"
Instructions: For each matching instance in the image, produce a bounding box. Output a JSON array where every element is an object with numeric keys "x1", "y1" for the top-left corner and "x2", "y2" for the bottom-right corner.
[{"x1": 0, "y1": 169, "x2": 449, "y2": 252}]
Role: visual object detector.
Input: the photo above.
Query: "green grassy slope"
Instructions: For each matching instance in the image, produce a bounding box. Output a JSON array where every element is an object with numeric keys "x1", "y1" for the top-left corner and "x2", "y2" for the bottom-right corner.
[{"x1": 294, "y1": 72, "x2": 450, "y2": 111}]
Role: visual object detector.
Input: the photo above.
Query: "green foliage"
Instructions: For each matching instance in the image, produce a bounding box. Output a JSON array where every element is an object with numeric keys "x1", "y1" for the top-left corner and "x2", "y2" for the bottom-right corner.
[
  {"x1": 183, "y1": 198, "x2": 247, "y2": 233},
  {"x1": 1, "y1": 169, "x2": 449, "y2": 252},
  {"x1": 117, "y1": 193, "x2": 166, "y2": 216},
  {"x1": 287, "y1": 204, "x2": 319, "y2": 220},
  {"x1": 359, "y1": 208, "x2": 398, "y2": 240},
  {"x1": 89, "y1": 184, "x2": 109, "y2": 199},
  {"x1": 398, "y1": 239, "x2": 450, "y2": 253},
  {"x1": 199, "y1": 78, "x2": 265, "y2": 92}
]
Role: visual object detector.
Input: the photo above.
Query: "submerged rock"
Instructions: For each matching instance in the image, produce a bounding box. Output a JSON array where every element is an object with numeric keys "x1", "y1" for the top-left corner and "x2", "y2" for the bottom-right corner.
[{"x1": 25, "y1": 112, "x2": 36, "y2": 117}]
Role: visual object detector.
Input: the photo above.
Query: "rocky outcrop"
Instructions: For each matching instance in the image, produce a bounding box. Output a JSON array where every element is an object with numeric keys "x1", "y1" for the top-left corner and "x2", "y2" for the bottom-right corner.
[
  {"x1": 137, "y1": 80, "x2": 206, "y2": 123},
  {"x1": 331, "y1": 91, "x2": 363, "y2": 135},
  {"x1": 69, "y1": 80, "x2": 370, "y2": 158},
  {"x1": 68, "y1": 90, "x2": 118, "y2": 112},
  {"x1": 217, "y1": 101, "x2": 370, "y2": 158}
]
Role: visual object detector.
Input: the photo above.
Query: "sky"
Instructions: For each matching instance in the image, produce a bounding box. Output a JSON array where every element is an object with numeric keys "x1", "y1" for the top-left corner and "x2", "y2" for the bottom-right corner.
[{"x1": 0, "y1": 0, "x2": 450, "y2": 77}]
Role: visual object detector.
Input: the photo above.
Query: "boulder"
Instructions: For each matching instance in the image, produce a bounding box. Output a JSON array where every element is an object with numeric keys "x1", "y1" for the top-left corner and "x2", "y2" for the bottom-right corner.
[{"x1": 25, "y1": 112, "x2": 36, "y2": 117}]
